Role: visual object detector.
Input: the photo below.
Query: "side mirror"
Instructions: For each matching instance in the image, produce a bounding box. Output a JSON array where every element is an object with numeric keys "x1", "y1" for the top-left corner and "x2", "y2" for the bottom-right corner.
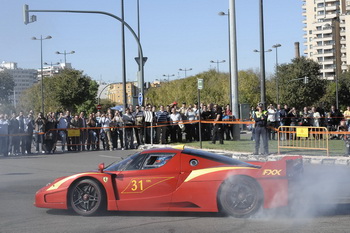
[{"x1": 98, "y1": 163, "x2": 105, "y2": 173}]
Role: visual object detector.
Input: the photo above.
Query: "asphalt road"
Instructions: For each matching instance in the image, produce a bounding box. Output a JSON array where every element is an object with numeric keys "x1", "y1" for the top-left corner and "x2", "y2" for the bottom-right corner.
[{"x1": 1, "y1": 150, "x2": 350, "y2": 233}]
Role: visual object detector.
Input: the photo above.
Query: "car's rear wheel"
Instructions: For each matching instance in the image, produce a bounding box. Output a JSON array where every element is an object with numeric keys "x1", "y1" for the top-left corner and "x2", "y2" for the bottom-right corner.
[
  {"x1": 218, "y1": 176, "x2": 263, "y2": 218},
  {"x1": 69, "y1": 179, "x2": 106, "y2": 216}
]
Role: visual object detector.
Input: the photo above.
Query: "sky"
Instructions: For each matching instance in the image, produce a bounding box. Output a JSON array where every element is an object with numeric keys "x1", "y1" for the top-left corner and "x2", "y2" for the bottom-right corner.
[{"x1": 0, "y1": 0, "x2": 304, "y2": 83}]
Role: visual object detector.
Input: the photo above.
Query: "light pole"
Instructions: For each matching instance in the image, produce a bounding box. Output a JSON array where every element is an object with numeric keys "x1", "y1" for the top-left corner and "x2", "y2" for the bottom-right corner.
[
  {"x1": 55, "y1": 50, "x2": 75, "y2": 67},
  {"x1": 120, "y1": 0, "x2": 127, "y2": 112},
  {"x1": 134, "y1": 0, "x2": 147, "y2": 101},
  {"x1": 254, "y1": 48, "x2": 271, "y2": 106},
  {"x1": 218, "y1": 10, "x2": 232, "y2": 108},
  {"x1": 228, "y1": 0, "x2": 240, "y2": 140},
  {"x1": 163, "y1": 74, "x2": 175, "y2": 82},
  {"x1": 13, "y1": 84, "x2": 17, "y2": 108},
  {"x1": 210, "y1": 60, "x2": 226, "y2": 73},
  {"x1": 259, "y1": 0, "x2": 267, "y2": 107},
  {"x1": 32, "y1": 35, "x2": 52, "y2": 113},
  {"x1": 23, "y1": 4, "x2": 145, "y2": 116},
  {"x1": 272, "y1": 44, "x2": 281, "y2": 105},
  {"x1": 179, "y1": 68, "x2": 192, "y2": 78}
]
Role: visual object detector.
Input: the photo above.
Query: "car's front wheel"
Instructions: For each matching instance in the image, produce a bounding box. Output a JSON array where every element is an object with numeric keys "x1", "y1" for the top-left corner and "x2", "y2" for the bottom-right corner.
[
  {"x1": 218, "y1": 176, "x2": 263, "y2": 218},
  {"x1": 69, "y1": 179, "x2": 106, "y2": 216}
]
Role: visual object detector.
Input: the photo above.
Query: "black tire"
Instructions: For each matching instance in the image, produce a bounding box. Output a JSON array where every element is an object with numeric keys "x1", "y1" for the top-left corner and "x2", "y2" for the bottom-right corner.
[
  {"x1": 218, "y1": 176, "x2": 263, "y2": 218},
  {"x1": 69, "y1": 179, "x2": 106, "y2": 216}
]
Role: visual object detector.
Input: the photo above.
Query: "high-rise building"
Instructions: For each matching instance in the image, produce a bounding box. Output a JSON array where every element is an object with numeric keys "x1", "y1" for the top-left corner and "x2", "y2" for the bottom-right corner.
[
  {"x1": 303, "y1": 0, "x2": 350, "y2": 80},
  {"x1": 0, "y1": 62, "x2": 37, "y2": 107}
]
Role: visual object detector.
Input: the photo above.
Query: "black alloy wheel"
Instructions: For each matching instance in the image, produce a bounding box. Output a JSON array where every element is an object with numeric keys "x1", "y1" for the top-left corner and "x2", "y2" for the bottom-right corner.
[
  {"x1": 70, "y1": 179, "x2": 106, "y2": 216},
  {"x1": 219, "y1": 176, "x2": 263, "y2": 218}
]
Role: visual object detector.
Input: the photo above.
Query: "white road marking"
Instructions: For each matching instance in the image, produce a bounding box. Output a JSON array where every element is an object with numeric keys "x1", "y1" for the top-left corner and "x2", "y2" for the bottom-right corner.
[{"x1": 98, "y1": 154, "x2": 122, "y2": 159}]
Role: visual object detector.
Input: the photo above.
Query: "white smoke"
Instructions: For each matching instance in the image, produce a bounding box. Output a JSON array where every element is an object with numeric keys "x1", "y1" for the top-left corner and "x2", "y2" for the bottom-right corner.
[{"x1": 253, "y1": 164, "x2": 350, "y2": 220}]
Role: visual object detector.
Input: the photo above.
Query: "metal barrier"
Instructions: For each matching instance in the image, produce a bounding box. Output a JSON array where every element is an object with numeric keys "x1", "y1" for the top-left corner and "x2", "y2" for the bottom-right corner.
[{"x1": 277, "y1": 126, "x2": 329, "y2": 156}]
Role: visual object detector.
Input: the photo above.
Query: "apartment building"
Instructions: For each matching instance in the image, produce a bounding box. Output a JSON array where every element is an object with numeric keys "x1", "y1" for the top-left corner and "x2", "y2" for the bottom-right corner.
[
  {"x1": 0, "y1": 62, "x2": 37, "y2": 107},
  {"x1": 303, "y1": 0, "x2": 350, "y2": 80},
  {"x1": 38, "y1": 62, "x2": 71, "y2": 78},
  {"x1": 107, "y1": 81, "x2": 139, "y2": 105}
]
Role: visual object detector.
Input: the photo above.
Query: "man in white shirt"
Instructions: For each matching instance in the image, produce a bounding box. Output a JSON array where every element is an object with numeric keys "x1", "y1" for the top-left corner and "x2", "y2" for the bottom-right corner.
[
  {"x1": 267, "y1": 104, "x2": 277, "y2": 140},
  {"x1": 99, "y1": 113, "x2": 113, "y2": 151},
  {"x1": 169, "y1": 107, "x2": 182, "y2": 142},
  {"x1": 57, "y1": 112, "x2": 69, "y2": 152},
  {"x1": 144, "y1": 105, "x2": 154, "y2": 144}
]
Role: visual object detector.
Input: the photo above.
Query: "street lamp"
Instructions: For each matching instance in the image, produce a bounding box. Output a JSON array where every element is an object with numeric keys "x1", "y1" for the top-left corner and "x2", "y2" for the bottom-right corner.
[
  {"x1": 179, "y1": 68, "x2": 192, "y2": 78},
  {"x1": 253, "y1": 48, "x2": 271, "y2": 107},
  {"x1": 272, "y1": 44, "x2": 281, "y2": 104},
  {"x1": 218, "y1": 10, "x2": 232, "y2": 108},
  {"x1": 258, "y1": 0, "x2": 267, "y2": 107},
  {"x1": 32, "y1": 35, "x2": 52, "y2": 113},
  {"x1": 55, "y1": 50, "x2": 75, "y2": 67},
  {"x1": 134, "y1": 0, "x2": 147, "y2": 101},
  {"x1": 12, "y1": 84, "x2": 17, "y2": 108},
  {"x1": 210, "y1": 60, "x2": 226, "y2": 73},
  {"x1": 163, "y1": 74, "x2": 175, "y2": 82},
  {"x1": 253, "y1": 49, "x2": 272, "y2": 53}
]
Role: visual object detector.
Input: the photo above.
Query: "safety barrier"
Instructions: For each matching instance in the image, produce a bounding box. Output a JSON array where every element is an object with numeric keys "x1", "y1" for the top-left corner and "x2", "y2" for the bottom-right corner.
[
  {"x1": 1, "y1": 122, "x2": 341, "y2": 156},
  {"x1": 277, "y1": 126, "x2": 329, "y2": 156}
]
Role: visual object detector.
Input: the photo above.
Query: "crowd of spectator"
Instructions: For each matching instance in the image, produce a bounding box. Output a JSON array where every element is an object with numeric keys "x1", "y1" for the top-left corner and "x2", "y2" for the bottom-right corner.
[
  {"x1": 1, "y1": 102, "x2": 350, "y2": 157},
  {"x1": 256, "y1": 104, "x2": 347, "y2": 140},
  {"x1": 0, "y1": 102, "x2": 235, "y2": 157}
]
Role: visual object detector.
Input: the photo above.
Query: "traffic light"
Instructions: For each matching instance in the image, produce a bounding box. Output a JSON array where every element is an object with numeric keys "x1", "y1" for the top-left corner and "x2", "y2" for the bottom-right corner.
[
  {"x1": 23, "y1": 4, "x2": 29, "y2": 24},
  {"x1": 23, "y1": 4, "x2": 36, "y2": 25}
]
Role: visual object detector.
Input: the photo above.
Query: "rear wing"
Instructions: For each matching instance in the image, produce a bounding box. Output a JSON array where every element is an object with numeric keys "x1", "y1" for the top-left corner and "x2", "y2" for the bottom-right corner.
[{"x1": 250, "y1": 156, "x2": 303, "y2": 179}]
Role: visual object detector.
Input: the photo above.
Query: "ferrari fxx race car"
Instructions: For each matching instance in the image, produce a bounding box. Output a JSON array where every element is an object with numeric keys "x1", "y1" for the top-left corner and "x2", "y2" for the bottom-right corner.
[{"x1": 35, "y1": 146, "x2": 303, "y2": 218}]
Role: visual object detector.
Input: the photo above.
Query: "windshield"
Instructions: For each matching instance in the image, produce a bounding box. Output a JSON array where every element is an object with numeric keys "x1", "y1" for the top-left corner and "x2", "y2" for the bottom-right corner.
[
  {"x1": 104, "y1": 152, "x2": 176, "y2": 172},
  {"x1": 104, "y1": 152, "x2": 143, "y2": 171}
]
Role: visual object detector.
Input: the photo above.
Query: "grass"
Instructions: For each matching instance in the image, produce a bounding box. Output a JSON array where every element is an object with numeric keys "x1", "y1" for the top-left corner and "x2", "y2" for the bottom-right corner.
[{"x1": 173, "y1": 131, "x2": 348, "y2": 157}]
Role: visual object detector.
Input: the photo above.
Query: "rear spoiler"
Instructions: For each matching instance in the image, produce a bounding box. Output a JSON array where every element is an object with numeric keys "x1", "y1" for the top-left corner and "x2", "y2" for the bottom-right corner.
[{"x1": 251, "y1": 156, "x2": 303, "y2": 179}]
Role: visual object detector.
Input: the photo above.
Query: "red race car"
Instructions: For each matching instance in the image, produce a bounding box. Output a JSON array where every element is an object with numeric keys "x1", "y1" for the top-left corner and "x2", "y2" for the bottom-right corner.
[{"x1": 35, "y1": 146, "x2": 303, "y2": 218}]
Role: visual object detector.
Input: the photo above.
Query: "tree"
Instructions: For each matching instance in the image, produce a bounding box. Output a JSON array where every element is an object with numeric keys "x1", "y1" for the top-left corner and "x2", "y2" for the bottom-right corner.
[
  {"x1": 144, "y1": 58, "x2": 327, "y2": 110},
  {"x1": 317, "y1": 81, "x2": 336, "y2": 110},
  {"x1": 337, "y1": 71, "x2": 350, "y2": 110},
  {"x1": 97, "y1": 98, "x2": 116, "y2": 113},
  {"x1": 237, "y1": 69, "x2": 260, "y2": 107},
  {"x1": 145, "y1": 70, "x2": 231, "y2": 106},
  {"x1": 0, "y1": 72, "x2": 15, "y2": 114},
  {"x1": 52, "y1": 69, "x2": 98, "y2": 113},
  {"x1": 0, "y1": 71, "x2": 15, "y2": 104},
  {"x1": 199, "y1": 70, "x2": 230, "y2": 105},
  {"x1": 19, "y1": 69, "x2": 98, "y2": 114},
  {"x1": 18, "y1": 82, "x2": 40, "y2": 114},
  {"x1": 277, "y1": 57, "x2": 326, "y2": 108}
]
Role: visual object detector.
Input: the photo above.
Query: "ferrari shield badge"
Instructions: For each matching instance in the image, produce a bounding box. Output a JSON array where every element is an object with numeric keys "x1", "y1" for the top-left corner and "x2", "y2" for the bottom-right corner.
[{"x1": 103, "y1": 177, "x2": 108, "y2": 183}]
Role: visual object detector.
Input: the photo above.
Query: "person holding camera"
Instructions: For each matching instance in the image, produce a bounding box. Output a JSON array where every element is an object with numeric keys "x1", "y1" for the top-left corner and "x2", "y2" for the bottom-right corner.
[
  {"x1": 34, "y1": 112, "x2": 46, "y2": 154},
  {"x1": 211, "y1": 105, "x2": 224, "y2": 145}
]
